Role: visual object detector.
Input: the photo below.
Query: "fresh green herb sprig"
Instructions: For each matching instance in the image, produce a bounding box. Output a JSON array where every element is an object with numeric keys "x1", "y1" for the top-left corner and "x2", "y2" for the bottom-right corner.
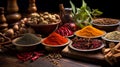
[{"x1": 70, "y1": 0, "x2": 103, "y2": 28}]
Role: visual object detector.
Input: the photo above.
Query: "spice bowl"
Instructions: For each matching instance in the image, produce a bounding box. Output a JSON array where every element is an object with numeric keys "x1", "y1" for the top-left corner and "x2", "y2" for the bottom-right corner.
[
  {"x1": 74, "y1": 26, "x2": 106, "y2": 38},
  {"x1": 68, "y1": 38, "x2": 105, "y2": 52},
  {"x1": 26, "y1": 22, "x2": 60, "y2": 37},
  {"x1": 102, "y1": 36, "x2": 119, "y2": 45},
  {"x1": 12, "y1": 37, "x2": 41, "y2": 52},
  {"x1": 74, "y1": 30, "x2": 106, "y2": 39},
  {"x1": 25, "y1": 12, "x2": 61, "y2": 37},
  {"x1": 91, "y1": 18, "x2": 120, "y2": 32},
  {"x1": 12, "y1": 33, "x2": 42, "y2": 52},
  {"x1": 101, "y1": 31, "x2": 120, "y2": 46},
  {"x1": 41, "y1": 38, "x2": 71, "y2": 52}
]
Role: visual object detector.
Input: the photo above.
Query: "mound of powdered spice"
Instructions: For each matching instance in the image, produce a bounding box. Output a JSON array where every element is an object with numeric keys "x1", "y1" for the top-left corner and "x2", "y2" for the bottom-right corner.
[
  {"x1": 43, "y1": 32, "x2": 68, "y2": 45},
  {"x1": 75, "y1": 25, "x2": 104, "y2": 37},
  {"x1": 16, "y1": 33, "x2": 41, "y2": 45}
]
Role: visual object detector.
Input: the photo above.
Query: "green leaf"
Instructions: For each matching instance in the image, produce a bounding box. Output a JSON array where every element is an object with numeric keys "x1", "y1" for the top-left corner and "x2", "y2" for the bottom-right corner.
[
  {"x1": 85, "y1": 9, "x2": 92, "y2": 20},
  {"x1": 70, "y1": 0, "x2": 76, "y2": 15},
  {"x1": 91, "y1": 9, "x2": 103, "y2": 17},
  {"x1": 82, "y1": 0, "x2": 87, "y2": 8}
]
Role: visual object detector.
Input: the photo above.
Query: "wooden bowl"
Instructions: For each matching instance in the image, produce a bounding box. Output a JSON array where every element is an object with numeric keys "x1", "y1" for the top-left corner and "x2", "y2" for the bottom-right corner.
[
  {"x1": 26, "y1": 21, "x2": 61, "y2": 37},
  {"x1": 12, "y1": 37, "x2": 41, "y2": 52}
]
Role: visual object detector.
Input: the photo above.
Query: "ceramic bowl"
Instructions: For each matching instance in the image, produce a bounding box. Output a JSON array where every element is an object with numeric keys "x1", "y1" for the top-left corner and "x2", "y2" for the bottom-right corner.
[
  {"x1": 68, "y1": 40, "x2": 105, "y2": 52},
  {"x1": 12, "y1": 37, "x2": 41, "y2": 52},
  {"x1": 101, "y1": 35, "x2": 119, "y2": 47},
  {"x1": 91, "y1": 18, "x2": 120, "y2": 32},
  {"x1": 41, "y1": 38, "x2": 71, "y2": 51}
]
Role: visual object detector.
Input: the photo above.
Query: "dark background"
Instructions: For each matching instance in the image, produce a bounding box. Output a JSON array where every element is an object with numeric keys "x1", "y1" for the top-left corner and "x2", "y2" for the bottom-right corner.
[{"x1": 0, "y1": 0, "x2": 120, "y2": 18}]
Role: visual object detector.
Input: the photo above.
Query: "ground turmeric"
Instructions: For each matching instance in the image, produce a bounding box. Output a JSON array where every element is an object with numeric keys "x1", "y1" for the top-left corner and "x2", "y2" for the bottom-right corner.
[{"x1": 75, "y1": 25, "x2": 105, "y2": 38}]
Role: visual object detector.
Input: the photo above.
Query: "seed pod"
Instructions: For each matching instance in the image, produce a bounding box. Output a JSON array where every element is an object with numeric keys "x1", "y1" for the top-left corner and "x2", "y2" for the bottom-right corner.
[
  {"x1": 13, "y1": 24, "x2": 19, "y2": 31},
  {"x1": 54, "y1": 14, "x2": 60, "y2": 19},
  {"x1": 4, "y1": 28, "x2": 14, "y2": 38},
  {"x1": 23, "y1": 18, "x2": 28, "y2": 23},
  {"x1": 19, "y1": 27, "x2": 27, "y2": 34}
]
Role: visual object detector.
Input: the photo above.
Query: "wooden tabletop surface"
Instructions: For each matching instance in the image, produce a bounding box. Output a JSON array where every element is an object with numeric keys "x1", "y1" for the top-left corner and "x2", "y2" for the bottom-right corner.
[
  {"x1": 0, "y1": 49, "x2": 119, "y2": 67},
  {"x1": 0, "y1": 53, "x2": 102, "y2": 67}
]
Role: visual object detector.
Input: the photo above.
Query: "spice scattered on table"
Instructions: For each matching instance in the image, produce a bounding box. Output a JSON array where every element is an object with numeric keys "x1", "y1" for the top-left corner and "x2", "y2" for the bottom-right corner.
[
  {"x1": 15, "y1": 33, "x2": 41, "y2": 45},
  {"x1": 75, "y1": 25, "x2": 105, "y2": 37},
  {"x1": 45, "y1": 53, "x2": 62, "y2": 67},
  {"x1": 43, "y1": 32, "x2": 68, "y2": 45}
]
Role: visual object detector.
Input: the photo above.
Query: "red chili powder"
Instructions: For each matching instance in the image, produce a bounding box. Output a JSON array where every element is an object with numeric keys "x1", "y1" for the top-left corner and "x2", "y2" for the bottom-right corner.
[{"x1": 43, "y1": 32, "x2": 68, "y2": 45}]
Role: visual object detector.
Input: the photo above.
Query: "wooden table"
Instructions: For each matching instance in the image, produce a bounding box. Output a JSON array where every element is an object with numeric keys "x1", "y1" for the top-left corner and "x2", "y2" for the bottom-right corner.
[
  {"x1": 0, "y1": 53, "x2": 102, "y2": 67},
  {"x1": 0, "y1": 46, "x2": 118, "y2": 67}
]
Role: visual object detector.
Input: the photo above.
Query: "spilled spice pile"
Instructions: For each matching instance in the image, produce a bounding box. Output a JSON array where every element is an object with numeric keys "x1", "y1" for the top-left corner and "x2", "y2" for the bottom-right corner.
[
  {"x1": 45, "y1": 53, "x2": 62, "y2": 67},
  {"x1": 16, "y1": 33, "x2": 41, "y2": 45}
]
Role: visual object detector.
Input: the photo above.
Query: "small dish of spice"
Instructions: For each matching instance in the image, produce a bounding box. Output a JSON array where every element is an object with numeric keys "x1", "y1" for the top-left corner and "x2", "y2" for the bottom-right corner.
[
  {"x1": 74, "y1": 25, "x2": 106, "y2": 38},
  {"x1": 102, "y1": 31, "x2": 120, "y2": 43},
  {"x1": 12, "y1": 33, "x2": 42, "y2": 52},
  {"x1": 69, "y1": 37, "x2": 105, "y2": 52},
  {"x1": 41, "y1": 32, "x2": 70, "y2": 47},
  {"x1": 91, "y1": 18, "x2": 120, "y2": 32}
]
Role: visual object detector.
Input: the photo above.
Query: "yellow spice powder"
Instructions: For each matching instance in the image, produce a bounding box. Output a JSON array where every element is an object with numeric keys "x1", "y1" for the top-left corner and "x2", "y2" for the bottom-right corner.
[{"x1": 76, "y1": 25, "x2": 104, "y2": 37}]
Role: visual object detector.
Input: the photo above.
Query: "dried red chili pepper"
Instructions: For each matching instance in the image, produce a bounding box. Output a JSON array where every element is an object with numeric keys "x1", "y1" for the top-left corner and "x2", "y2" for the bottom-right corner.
[
  {"x1": 17, "y1": 51, "x2": 44, "y2": 62},
  {"x1": 31, "y1": 52, "x2": 44, "y2": 62},
  {"x1": 17, "y1": 52, "x2": 33, "y2": 62},
  {"x1": 31, "y1": 55, "x2": 40, "y2": 61}
]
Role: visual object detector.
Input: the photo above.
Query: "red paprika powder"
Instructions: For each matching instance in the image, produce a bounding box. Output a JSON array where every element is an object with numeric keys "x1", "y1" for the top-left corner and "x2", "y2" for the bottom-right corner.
[{"x1": 43, "y1": 32, "x2": 68, "y2": 45}]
